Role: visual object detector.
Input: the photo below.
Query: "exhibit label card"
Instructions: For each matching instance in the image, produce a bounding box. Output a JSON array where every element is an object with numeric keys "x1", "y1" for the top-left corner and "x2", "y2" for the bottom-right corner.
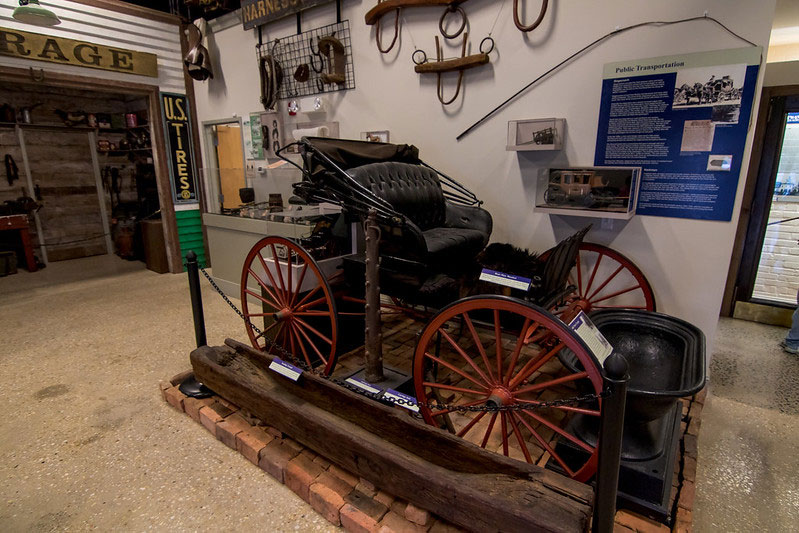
[
  {"x1": 594, "y1": 47, "x2": 761, "y2": 221},
  {"x1": 345, "y1": 377, "x2": 381, "y2": 394},
  {"x1": 479, "y1": 268, "x2": 532, "y2": 291},
  {"x1": 568, "y1": 311, "x2": 613, "y2": 366},
  {"x1": 269, "y1": 358, "x2": 302, "y2": 381}
]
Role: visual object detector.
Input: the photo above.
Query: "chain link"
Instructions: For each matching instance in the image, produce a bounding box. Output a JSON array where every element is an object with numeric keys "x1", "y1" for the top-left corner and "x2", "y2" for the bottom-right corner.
[{"x1": 199, "y1": 266, "x2": 607, "y2": 414}]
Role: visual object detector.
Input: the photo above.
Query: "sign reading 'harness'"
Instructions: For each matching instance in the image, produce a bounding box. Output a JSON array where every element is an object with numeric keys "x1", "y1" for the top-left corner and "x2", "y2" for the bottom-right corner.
[{"x1": 241, "y1": 0, "x2": 336, "y2": 30}]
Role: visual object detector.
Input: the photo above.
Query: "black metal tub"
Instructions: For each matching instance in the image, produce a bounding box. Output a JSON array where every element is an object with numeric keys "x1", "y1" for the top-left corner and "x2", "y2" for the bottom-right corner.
[{"x1": 561, "y1": 310, "x2": 706, "y2": 461}]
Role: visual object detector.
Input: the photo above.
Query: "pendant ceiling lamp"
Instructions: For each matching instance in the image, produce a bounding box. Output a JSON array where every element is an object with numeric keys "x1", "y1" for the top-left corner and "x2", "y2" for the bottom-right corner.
[{"x1": 12, "y1": 0, "x2": 61, "y2": 27}]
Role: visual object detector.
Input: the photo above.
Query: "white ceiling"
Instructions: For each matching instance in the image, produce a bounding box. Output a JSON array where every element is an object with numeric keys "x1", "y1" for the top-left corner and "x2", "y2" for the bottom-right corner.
[{"x1": 771, "y1": 0, "x2": 799, "y2": 45}]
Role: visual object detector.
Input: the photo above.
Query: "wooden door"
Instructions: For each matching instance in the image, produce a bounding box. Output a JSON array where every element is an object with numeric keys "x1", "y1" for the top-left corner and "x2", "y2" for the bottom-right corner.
[{"x1": 215, "y1": 125, "x2": 244, "y2": 209}]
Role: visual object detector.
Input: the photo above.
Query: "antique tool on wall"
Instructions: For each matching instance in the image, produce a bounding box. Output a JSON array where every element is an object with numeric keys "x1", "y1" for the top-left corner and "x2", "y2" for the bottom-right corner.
[
  {"x1": 365, "y1": 0, "x2": 472, "y2": 53},
  {"x1": 413, "y1": 33, "x2": 491, "y2": 105},
  {"x1": 1, "y1": 103, "x2": 15, "y2": 122},
  {"x1": 318, "y1": 35, "x2": 346, "y2": 85},
  {"x1": 54, "y1": 109, "x2": 87, "y2": 127},
  {"x1": 257, "y1": 20, "x2": 355, "y2": 100},
  {"x1": 309, "y1": 37, "x2": 325, "y2": 74},
  {"x1": 17, "y1": 103, "x2": 41, "y2": 124},
  {"x1": 184, "y1": 18, "x2": 214, "y2": 81},
  {"x1": 4, "y1": 154, "x2": 19, "y2": 186},
  {"x1": 513, "y1": 0, "x2": 548, "y2": 32},
  {"x1": 259, "y1": 41, "x2": 283, "y2": 110},
  {"x1": 294, "y1": 63, "x2": 310, "y2": 82},
  {"x1": 455, "y1": 15, "x2": 757, "y2": 141}
]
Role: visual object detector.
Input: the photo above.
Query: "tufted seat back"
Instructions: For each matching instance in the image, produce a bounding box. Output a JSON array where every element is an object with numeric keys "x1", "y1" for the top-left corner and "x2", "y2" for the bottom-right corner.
[{"x1": 347, "y1": 162, "x2": 446, "y2": 230}]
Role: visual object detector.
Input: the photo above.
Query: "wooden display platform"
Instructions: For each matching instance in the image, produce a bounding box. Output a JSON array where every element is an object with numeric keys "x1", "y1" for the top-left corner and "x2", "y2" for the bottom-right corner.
[
  {"x1": 161, "y1": 314, "x2": 704, "y2": 532},
  {"x1": 191, "y1": 339, "x2": 593, "y2": 533}
]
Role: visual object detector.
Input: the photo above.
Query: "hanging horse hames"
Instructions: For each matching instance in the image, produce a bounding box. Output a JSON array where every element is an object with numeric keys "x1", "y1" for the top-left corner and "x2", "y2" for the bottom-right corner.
[{"x1": 413, "y1": 32, "x2": 492, "y2": 105}]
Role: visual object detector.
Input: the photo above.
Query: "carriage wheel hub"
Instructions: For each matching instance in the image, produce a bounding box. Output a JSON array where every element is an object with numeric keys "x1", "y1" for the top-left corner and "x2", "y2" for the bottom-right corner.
[
  {"x1": 487, "y1": 387, "x2": 514, "y2": 408},
  {"x1": 273, "y1": 308, "x2": 293, "y2": 321}
]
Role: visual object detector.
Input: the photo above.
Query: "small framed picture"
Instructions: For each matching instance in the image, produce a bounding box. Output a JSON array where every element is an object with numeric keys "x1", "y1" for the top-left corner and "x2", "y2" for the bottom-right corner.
[{"x1": 361, "y1": 130, "x2": 390, "y2": 143}]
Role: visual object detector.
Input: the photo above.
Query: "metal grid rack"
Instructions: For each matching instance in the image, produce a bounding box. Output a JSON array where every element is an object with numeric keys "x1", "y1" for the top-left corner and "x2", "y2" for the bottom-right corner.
[{"x1": 257, "y1": 20, "x2": 355, "y2": 100}]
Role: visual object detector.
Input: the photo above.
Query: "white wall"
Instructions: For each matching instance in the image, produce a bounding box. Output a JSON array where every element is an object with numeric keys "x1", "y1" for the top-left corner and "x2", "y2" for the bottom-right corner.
[
  {"x1": 193, "y1": 1, "x2": 777, "y2": 352},
  {"x1": 0, "y1": 1, "x2": 184, "y2": 94}
]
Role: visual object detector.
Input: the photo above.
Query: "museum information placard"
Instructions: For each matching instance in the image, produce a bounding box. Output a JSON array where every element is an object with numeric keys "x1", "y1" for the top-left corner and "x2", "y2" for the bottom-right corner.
[{"x1": 594, "y1": 47, "x2": 761, "y2": 220}]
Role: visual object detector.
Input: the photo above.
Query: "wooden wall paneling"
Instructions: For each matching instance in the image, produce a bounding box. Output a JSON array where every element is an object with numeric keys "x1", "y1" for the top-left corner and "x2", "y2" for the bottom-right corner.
[
  {"x1": 22, "y1": 127, "x2": 106, "y2": 261},
  {"x1": 65, "y1": 0, "x2": 181, "y2": 25},
  {"x1": 0, "y1": 127, "x2": 26, "y2": 203},
  {"x1": 1, "y1": 2, "x2": 184, "y2": 93},
  {"x1": 15, "y1": 127, "x2": 47, "y2": 264},
  {"x1": 88, "y1": 131, "x2": 114, "y2": 255}
]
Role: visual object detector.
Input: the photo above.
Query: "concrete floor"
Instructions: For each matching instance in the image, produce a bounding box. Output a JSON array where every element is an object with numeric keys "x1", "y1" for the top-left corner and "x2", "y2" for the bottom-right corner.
[
  {"x1": 2, "y1": 256, "x2": 799, "y2": 532},
  {"x1": 694, "y1": 317, "x2": 799, "y2": 532},
  {"x1": 0, "y1": 256, "x2": 338, "y2": 532}
]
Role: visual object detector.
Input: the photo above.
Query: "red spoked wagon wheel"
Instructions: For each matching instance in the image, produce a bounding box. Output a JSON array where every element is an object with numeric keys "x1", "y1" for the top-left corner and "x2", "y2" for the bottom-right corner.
[
  {"x1": 413, "y1": 296, "x2": 604, "y2": 482},
  {"x1": 570, "y1": 243, "x2": 655, "y2": 312},
  {"x1": 548, "y1": 243, "x2": 655, "y2": 314},
  {"x1": 240, "y1": 236, "x2": 338, "y2": 375}
]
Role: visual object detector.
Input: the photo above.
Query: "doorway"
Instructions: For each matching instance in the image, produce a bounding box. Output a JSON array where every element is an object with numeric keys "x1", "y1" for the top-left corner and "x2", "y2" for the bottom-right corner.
[
  {"x1": 732, "y1": 93, "x2": 799, "y2": 316},
  {"x1": 203, "y1": 120, "x2": 245, "y2": 213},
  {"x1": 0, "y1": 81, "x2": 163, "y2": 268}
]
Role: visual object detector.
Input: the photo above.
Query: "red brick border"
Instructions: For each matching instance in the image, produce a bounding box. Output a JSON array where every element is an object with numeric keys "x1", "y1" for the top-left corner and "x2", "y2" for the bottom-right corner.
[{"x1": 160, "y1": 374, "x2": 704, "y2": 532}]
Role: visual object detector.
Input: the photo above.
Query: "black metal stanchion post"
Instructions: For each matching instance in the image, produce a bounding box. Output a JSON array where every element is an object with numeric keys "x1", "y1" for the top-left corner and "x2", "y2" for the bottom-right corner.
[
  {"x1": 592, "y1": 352, "x2": 629, "y2": 533},
  {"x1": 186, "y1": 250, "x2": 207, "y2": 348},
  {"x1": 180, "y1": 250, "x2": 213, "y2": 398}
]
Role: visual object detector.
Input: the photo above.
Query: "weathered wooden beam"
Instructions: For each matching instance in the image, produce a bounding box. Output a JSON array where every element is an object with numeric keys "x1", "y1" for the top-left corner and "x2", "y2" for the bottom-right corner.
[
  {"x1": 192, "y1": 342, "x2": 592, "y2": 533},
  {"x1": 365, "y1": 0, "x2": 470, "y2": 25},
  {"x1": 414, "y1": 53, "x2": 490, "y2": 74}
]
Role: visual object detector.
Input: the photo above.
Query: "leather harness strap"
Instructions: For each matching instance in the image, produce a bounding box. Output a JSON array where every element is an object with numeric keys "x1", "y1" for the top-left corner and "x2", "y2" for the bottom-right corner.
[{"x1": 513, "y1": 0, "x2": 548, "y2": 32}]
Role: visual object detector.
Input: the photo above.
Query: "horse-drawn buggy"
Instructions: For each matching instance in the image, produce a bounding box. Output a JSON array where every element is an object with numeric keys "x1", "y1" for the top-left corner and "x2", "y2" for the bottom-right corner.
[{"x1": 237, "y1": 137, "x2": 655, "y2": 482}]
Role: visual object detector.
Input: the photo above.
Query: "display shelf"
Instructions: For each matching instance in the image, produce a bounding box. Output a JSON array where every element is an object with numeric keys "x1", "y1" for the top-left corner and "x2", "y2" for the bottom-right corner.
[
  {"x1": 96, "y1": 125, "x2": 151, "y2": 133},
  {"x1": 0, "y1": 122, "x2": 151, "y2": 133},
  {"x1": 507, "y1": 118, "x2": 565, "y2": 151},
  {"x1": 534, "y1": 204, "x2": 637, "y2": 220},
  {"x1": 99, "y1": 147, "x2": 153, "y2": 157},
  {"x1": 0, "y1": 121, "x2": 95, "y2": 131},
  {"x1": 534, "y1": 166, "x2": 641, "y2": 220}
]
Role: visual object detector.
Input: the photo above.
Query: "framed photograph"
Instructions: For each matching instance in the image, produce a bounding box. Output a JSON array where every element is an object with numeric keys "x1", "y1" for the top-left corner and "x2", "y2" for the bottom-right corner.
[{"x1": 360, "y1": 130, "x2": 390, "y2": 143}]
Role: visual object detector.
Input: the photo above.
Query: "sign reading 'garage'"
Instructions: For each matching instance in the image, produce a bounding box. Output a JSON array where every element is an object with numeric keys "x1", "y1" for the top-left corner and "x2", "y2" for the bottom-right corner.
[{"x1": 0, "y1": 27, "x2": 158, "y2": 78}]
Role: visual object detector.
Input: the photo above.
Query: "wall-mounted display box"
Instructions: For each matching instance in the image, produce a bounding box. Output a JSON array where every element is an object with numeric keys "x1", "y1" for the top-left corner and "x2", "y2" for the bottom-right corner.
[
  {"x1": 535, "y1": 166, "x2": 642, "y2": 219},
  {"x1": 506, "y1": 118, "x2": 565, "y2": 151}
]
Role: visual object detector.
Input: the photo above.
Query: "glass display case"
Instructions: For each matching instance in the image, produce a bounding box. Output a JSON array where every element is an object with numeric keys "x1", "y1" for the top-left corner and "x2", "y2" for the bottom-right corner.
[
  {"x1": 507, "y1": 118, "x2": 565, "y2": 151},
  {"x1": 535, "y1": 166, "x2": 641, "y2": 219}
]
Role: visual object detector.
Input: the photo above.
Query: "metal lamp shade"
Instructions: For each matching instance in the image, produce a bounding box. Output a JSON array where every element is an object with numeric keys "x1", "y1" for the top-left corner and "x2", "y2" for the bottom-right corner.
[{"x1": 13, "y1": 1, "x2": 61, "y2": 27}]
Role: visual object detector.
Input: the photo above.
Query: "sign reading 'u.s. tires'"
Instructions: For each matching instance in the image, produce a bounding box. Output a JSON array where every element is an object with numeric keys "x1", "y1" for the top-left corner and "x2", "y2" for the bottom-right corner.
[{"x1": 161, "y1": 93, "x2": 198, "y2": 205}]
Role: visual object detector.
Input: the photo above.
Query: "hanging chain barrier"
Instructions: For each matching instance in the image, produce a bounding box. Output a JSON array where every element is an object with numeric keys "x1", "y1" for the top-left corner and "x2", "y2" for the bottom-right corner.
[{"x1": 198, "y1": 266, "x2": 608, "y2": 416}]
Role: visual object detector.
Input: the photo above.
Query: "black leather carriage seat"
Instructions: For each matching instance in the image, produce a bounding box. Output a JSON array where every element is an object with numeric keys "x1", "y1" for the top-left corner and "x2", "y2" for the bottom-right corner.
[{"x1": 346, "y1": 161, "x2": 492, "y2": 265}]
